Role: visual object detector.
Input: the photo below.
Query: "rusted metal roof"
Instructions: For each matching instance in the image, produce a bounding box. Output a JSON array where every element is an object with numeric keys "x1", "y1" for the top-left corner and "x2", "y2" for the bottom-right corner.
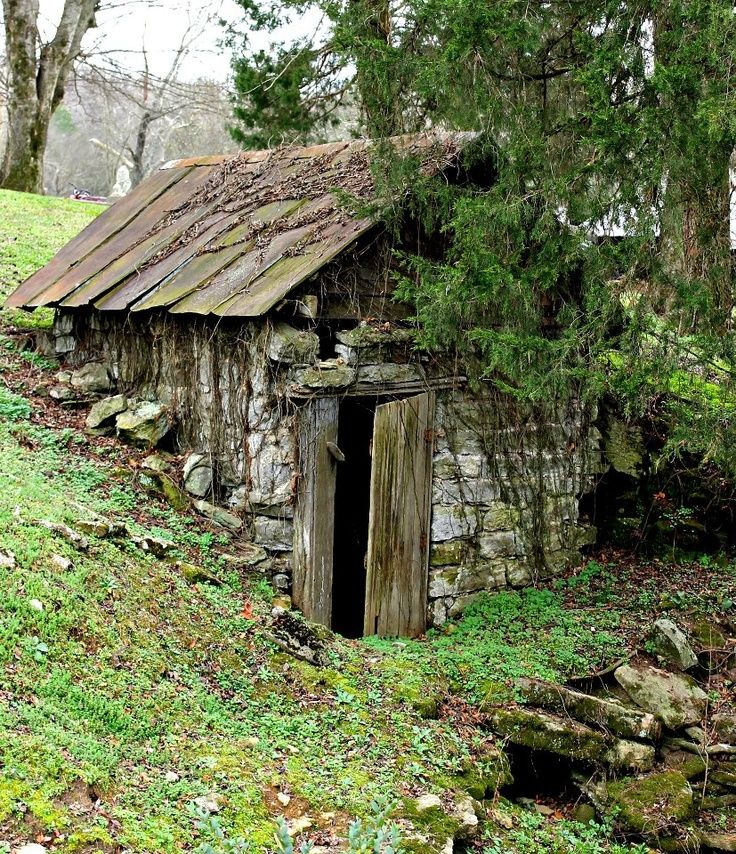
[{"x1": 6, "y1": 134, "x2": 472, "y2": 318}]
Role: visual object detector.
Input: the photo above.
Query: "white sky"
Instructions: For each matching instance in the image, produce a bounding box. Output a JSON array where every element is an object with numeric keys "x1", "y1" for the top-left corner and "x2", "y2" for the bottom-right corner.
[{"x1": 39, "y1": 0, "x2": 301, "y2": 82}]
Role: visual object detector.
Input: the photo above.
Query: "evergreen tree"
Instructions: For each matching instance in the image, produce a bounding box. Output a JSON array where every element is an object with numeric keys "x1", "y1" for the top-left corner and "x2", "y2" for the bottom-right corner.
[{"x1": 228, "y1": 0, "x2": 736, "y2": 471}]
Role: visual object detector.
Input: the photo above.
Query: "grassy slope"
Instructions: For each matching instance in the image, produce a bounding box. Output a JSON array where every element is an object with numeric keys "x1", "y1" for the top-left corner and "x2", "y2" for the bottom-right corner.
[
  {"x1": 0, "y1": 189, "x2": 730, "y2": 854},
  {"x1": 0, "y1": 190, "x2": 100, "y2": 329}
]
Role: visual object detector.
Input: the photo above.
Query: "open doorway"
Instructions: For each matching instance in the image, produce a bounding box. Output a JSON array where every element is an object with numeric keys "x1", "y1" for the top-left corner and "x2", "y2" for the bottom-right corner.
[
  {"x1": 293, "y1": 390, "x2": 434, "y2": 639},
  {"x1": 331, "y1": 396, "x2": 376, "y2": 637}
]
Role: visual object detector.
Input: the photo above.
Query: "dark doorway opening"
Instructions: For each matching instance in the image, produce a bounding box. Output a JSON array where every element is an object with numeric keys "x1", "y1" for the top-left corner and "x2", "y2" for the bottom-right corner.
[{"x1": 331, "y1": 397, "x2": 376, "y2": 637}]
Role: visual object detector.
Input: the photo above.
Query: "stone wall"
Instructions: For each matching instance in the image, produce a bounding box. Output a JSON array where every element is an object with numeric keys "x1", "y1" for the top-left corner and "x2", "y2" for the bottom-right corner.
[
  {"x1": 54, "y1": 309, "x2": 298, "y2": 556},
  {"x1": 428, "y1": 393, "x2": 602, "y2": 625},
  {"x1": 51, "y1": 308, "x2": 603, "y2": 628}
]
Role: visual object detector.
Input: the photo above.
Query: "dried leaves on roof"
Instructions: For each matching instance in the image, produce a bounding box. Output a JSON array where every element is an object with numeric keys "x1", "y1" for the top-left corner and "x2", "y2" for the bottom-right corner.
[{"x1": 6, "y1": 133, "x2": 471, "y2": 319}]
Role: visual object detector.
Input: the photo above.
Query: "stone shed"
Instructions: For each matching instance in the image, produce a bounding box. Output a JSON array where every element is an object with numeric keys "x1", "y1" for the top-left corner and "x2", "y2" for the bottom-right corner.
[{"x1": 6, "y1": 134, "x2": 601, "y2": 637}]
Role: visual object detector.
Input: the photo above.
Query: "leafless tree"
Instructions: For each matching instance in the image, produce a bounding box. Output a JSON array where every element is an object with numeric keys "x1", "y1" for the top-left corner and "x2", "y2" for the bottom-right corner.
[
  {"x1": 44, "y1": 69, "x2": 235, "y2": 196},
  {"x1": 1, "y1": 0, "x2": 98, "y2": 192}
]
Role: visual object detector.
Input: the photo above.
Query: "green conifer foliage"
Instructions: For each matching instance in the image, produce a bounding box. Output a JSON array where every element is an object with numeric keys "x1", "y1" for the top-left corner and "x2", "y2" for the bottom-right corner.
[{"x1": 227, "y1": 1, "x2": 736, "y2": 472}]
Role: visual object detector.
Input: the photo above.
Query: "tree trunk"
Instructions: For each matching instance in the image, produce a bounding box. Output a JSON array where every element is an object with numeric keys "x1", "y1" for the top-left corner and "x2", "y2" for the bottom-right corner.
[
  {"x1": 1, "y1": 0, "x2": 98, "y2": 193},
  {"x1": 129, "y1": 111, "x2": 153, "y2": 188},
  {"x1": 350, "y1": 0, "x2": 401, "y2": 137}
]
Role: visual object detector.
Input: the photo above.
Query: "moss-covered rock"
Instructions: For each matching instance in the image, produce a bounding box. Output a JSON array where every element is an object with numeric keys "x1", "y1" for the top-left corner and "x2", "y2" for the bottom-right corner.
[
  {"x1": 484, "y1": 706, "x2": 609, "y2": 762},
  {"x1": 430, "y1": 539, "x2": 468, "y2": 567},
  {"x1": 178, "y1": 562, "x2": 222, "y2": 586},
  {"x1": 449, "y1": 746, "x2": 512, "y2": 799},
  {"x1": 292, "y1": 362, "x2": 356, "y2": 389},
  {"x1": 607, "y1": 770, "x2": 693, "y2": 835},
  {"x1": 662, "y1": 749, "x2": 707, "y2": 780},
  {"x1": 603, "y1": 417, "x2": 645, "y2": 478},
  {"x1": 614, "y1": 663, "x2": 708, "y2": 729},
  {"x1": 518, "y1": 677, "x2": 662, "y2": 741},
  {"x1": 690, "y1": 617, "x2": 729, "y2": 651}
]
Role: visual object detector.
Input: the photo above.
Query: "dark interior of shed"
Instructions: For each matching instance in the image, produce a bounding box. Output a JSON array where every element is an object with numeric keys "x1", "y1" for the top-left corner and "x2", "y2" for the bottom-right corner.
[{"x1": 331, "y1": 396, "x2": 376, "y2": 637}]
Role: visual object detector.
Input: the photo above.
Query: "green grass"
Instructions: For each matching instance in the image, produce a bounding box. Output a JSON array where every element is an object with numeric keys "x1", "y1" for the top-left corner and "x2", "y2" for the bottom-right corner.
[
  {"x1": 0, "y1": 190, "x2": 680, "y2": 853},
  {"x1": 0, "y1": 189, "x2": 100, "y2": 328}
]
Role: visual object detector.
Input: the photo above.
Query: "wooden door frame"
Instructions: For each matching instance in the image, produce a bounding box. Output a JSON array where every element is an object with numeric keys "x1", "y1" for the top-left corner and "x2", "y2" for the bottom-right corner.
[{"x1": 292, "y1": 396, "x2": 339, "y2": 627}]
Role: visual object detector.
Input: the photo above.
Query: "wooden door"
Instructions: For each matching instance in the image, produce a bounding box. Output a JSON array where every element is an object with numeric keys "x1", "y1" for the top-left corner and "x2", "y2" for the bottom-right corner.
[
  {"x1": 364, "y1": 392, "x2": 435, "y2": 637},
  {"x1": 292, "y1": 397, "x2": 339, "y2": 626}
]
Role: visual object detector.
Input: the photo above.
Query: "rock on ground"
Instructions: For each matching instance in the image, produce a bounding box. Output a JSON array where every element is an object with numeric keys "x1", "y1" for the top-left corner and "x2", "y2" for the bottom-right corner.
[
  {"x1": 86, "y1": 394, "x2": 128, "y2": 429},
  {"x1": 651, "y1": 618, "x2": 698, "y2": 671},
  {"x1": 193, "y1": 499, "x2": 241, "y2": 531},
  {"x1": 614, "y1": 663, "x2": 708, "y2": 730},
  {"x1": 484, "y1": 706, "x2": 609, "y2": 762},
  {"x1": 606, "y1": 770, "x2": 693, "y2": 834},
  {"x1": 116, "y1": 401, "x2": 170, "y2": 447},
  {"x1": 699, "y1": 831, "x2": 736, "y2": 852},
  {"x1": 183, "y1": 452, "x2": 214, "y2": 498},
  {"x1": 517, "y1": 677, "x2": 662, "y2": 741},
  {"x1": 70, "y1": 362, "x2": 111, "y2": 394}
]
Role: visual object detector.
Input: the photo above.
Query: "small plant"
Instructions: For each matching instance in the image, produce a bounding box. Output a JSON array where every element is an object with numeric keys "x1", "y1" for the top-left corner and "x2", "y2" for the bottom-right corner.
[
  {"x1": 274, "y1": 799, "x2": 404, "y2": 854},
  {"x1": 25, "y1": 635, "x2": 50, "y2": 662},
  {"x1": 274, "y1": 818, "x2": 313, "y2": 854},
  {"x1": 188, "y1": 804, "x2": 252, "y2": 854},
  {"x1": 0, "y1": 386, "x2": 31, "y2": 421}
]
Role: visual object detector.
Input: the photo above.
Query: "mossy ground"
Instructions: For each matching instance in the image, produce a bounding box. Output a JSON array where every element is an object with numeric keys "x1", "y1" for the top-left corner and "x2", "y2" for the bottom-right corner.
[{"x1": 1, "y1": 190, "x2": 733, "y2": 853}]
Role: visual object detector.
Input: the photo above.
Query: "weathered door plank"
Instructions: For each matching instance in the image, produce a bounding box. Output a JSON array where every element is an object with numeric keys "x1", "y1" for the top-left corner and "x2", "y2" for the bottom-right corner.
[
  {"x1": 364, "y1": 392, "x2": 435, "y2": 638},
  {"x1": 292, "y1": 397, "x2": 340, "y2": 627}
]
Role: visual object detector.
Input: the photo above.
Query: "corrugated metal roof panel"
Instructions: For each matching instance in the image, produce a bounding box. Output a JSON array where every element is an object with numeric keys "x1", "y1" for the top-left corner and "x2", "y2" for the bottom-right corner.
[
  {"x1": 5, "y1": 133, "x2": 473, "y2": 318},
  {"x1": 5, "y1": 165, "x2": 191, "y2": 308}
]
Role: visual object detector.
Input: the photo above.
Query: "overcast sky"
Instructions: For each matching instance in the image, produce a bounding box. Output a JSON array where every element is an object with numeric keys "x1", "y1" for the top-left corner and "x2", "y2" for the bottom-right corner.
[{"x1": 39, "y1": 0, "x2": 294, "y2": 82}]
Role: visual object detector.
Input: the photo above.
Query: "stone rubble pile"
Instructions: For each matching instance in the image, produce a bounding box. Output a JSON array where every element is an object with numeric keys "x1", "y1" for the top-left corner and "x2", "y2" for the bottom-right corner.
[{"x1": 480, "y1": 616, "x2": 736, "y2": 852}]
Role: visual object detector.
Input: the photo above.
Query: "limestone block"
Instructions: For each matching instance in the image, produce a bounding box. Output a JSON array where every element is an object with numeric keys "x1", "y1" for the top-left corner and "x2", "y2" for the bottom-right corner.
[
  {"x1": 335, "y1": 325, "x2": 415, "y2": 348},
  {"x1": 116, "y1": 401, "x2": 170, "y2": 447},
  {"x1": 253, "y1": 515, "x2": 294, "y2": 551},
  {"x1": 433, "y1": 476, "x2": 500, "y2": 507},
  {"x1": 478, "y1": 530, "x2": 517, "y2": 560},
  {"x1": 228, "y1": 485, "x2": 248, "y2": 510},
  {"x1": 430, "y1": 539, "x2": 468, "y2": 567},
  {"x1": 193, "y1": 500, "x2": 242, "y2": 531},
  {"x1": 183, "y1": 452, "x2": 213, "y2": 498},
  {"x1": 355, "y1": 363, "x2": 424, "y2": 385},
  {"x1": 292, "y1": 362, "x2": 356, "y2": 390},
  {"x1": 55, "y1": 335, "x2": 76, "y2": 354},
  {"x1": 86, "y1": 395, "x2": 128, "y2": 429},
  {"x1": 518, "y1": 678, "x2": 662, "y2": 741},
  {"x1": 431, "y1": 504, "x2": 481, "y2": 541},
  {"x1": 506, "y1": 562, "x2": 532, "y2": 587},
  {"x1": 614, "y1": 664, "x2": 708, "y2": 729},
  {"x1": 606, "y1": 771, "x2": 693, "y2": 834},
  {"x1": 54, "y1": 311, "x2": 74, "y2": 335},
  {"x1": 335, "y1": 343, "x2": 385, "y2": 365},
  {"x1": 604, "y1": 739, "x2": 656, "y2": 772},
  {"x1": 651, "y1": 619, "x2": 698, "y2": 671},
  {"x1": 70, "y1": 362, "x2": 111, "y2": 394},
  {"x1": 484, "y1": 706, "x2": 610, "y2": 762},
  {"x1": 268, "y1": 323, "x2": 319, "y2": 365},
  {"x1": 429, "y1": 597, "x2": 450, "y2": 626},
  {"x1": 434, "y1": 451, "x2": 489, "y2": 481},
  {"x1": 604, "y1": 417, "x2": 645, "y2": 478},
  {"x1": 248, "y1": 435, "x2": 293, "y2": 507},
  {"x1": 428, "y1": 563, "x2": 507, "y2": 597},
  {"x1": 483, "y1": 502, "x2": 520, "y2": 531}
]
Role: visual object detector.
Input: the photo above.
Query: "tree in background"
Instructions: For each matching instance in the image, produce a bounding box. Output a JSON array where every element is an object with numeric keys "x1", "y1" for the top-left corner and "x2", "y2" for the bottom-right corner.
[
  {"x1": 228, "y1": 0, "x2": 736, "y2": 470},
  {"x1": 0, "y1": 0, "x2": 98, "y2": 192},
  {"x1": 44, "y1": 71, "x2": 235, "y2": 197}
]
